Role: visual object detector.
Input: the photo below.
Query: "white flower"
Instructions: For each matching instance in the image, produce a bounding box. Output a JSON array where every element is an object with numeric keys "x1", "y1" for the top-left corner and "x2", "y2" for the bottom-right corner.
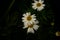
[
  {"x1": 23, "y1": 20, "x2": 39, "y2": 33},
  {"x1": 32, "y1": 0, "x2": 45, "y2": 11},
  {"x1": 22, "y1": 12, "x2": 36, "y2": 25}
]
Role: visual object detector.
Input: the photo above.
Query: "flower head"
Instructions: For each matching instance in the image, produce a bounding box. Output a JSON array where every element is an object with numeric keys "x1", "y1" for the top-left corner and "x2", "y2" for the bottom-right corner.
[
  {"x1": 32, "y1": 0, "x2": 45, "y2": 11},
  {"x1": 23, "y1": 20, "x2": 39, "y2": 33},
  {"x1": 22, "y1": 12, "x2": 36, "y2": 25}
]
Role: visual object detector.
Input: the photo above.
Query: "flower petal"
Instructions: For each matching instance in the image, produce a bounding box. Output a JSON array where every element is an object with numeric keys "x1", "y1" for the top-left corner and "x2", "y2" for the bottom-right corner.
[
  {"x1": 22, "y1": 17, "x2": 25, "y2": 19},
  {"x1": 27, "y1": 28, "x2": 34, "y2": 33},
  {"x1": 34, "y1": 20, "x2": 39, "y2": 24},
  {"x1": 33, "y1": 25, "x2": 39, "y2": 31},
  {"x1": 37, "y1": 7, "x2": 44, "y2": 11},
  {"x1": 32, "y1": 3, "x2": 35, "y2": 5},
  {"x1": 39, "y1": 0, "x2": 44, "y2": 3},
  {"x1": 23, "y1": 26, "x2": 28, "y2": 29},
  {"x1": 34, "y1": 0, "x2": 38, "y2": 3},
  {"x1": 42, "y1": 4, "x2": 45, "y2": 7},
  {"x1": 23, "y1": 14, "x2": 26, "y2": 16},
  {"x1": 32, "y1": 6, "x2": 37, "y2": 10},
  {"x1": 31, "y1": 14, "x2": 36, "y2": 18}
]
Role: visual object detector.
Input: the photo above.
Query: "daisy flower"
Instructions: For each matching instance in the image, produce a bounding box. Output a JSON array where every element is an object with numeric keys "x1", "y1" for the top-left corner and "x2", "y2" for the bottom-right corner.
[
  {"x1": 55, "y1": 31, "x2": 60, "y2": 36},
  {"x1": 32, "y1": 0, "x2": 45, "y2": 11},
  {"x1": 22, "y1": 12, "x2": 36, "y2": 25},
  {"x1": 23, "y1": 20, "x2": 39, "y2": 33}
]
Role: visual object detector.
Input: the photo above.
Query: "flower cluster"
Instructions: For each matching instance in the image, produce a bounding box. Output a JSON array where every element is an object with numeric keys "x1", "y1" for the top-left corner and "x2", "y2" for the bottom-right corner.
[
  {"x1": 22, "y1": 0, "x2": 45, "y2": 33},
  {"x1": 22, "y1": 12, "x2": 39, "y2": 33}
]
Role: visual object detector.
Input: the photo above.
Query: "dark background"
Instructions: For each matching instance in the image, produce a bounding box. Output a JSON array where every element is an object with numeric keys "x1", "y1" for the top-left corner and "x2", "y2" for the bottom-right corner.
[{"x1": 0, "y1": 0, "x2": 60, "y2": 40}]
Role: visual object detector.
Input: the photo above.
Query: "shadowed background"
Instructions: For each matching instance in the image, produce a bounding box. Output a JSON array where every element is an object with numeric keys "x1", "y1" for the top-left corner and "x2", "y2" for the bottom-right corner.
[{"x1": 0, "y1": 0, "x2": 60, "y2": 40}]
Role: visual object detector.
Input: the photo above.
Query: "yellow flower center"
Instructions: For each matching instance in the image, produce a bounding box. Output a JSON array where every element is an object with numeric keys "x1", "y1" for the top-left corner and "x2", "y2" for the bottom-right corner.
[
  {"x1": 36, "y1": 3, "x2": 41, "y2": 7},
  {"x1": 27, "y1": 15, "x2": 32, "y2": 21}
]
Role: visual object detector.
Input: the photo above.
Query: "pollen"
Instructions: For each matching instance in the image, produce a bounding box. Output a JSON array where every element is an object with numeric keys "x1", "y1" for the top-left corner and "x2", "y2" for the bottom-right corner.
[
  {"x1": 36, "y1": 3, "x2": 41, "y2": 7},
  {"x1": 27, "y1": 16, "x2": 32, "y2": 21}
]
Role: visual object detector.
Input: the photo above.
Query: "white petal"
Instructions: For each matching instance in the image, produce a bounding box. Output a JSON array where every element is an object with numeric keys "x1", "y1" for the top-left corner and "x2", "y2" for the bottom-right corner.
[
  {"x1": 32, "y1": 3, "x2": 35, "y2": 5},
  {"x1": 32, "y1": 6, "x2": 37, "y2": 10},
  {"x1": 34, "y1": 0, "x2": 38, "y2": 3},
  {"x1": 39, "y1": 0, "x2": 44, "y2": 3},
  {"x1": 31, "y1": 14, "x2": 36, "y2": 18},
  {"x1": 23, "y1": 22, "x2": 28, "y2": 29},
  {"x1": 33, "y1": 25, "x2": 39, "y2": 31},
  {"x1": 23, "y1": 26, "x2": 28, "y2": 29},
  {"x1": 24, "y1": 21, "x2": 32, "y2": 26},
  {"x1": 33, "y1": 18, "x2": 36, "y2": 20},
  {"x1": 22, "y1": 17, "x2": 25, "y2": 19},
  {"x1": 23, "y1": 14, "x2": 26, "y2": 16},
  {"x1": 42, "y1": 4, "x2": 45, "y2": 7},
  {"x1": 27, "y1": 28, "x2": 34, "y2": 33},
  {"x1": 26, "y1": 12, "x2": 29, "y2": 16},
  {"x1": 32, "y1": 16, "x2": 36, "y2": 19},
  {"x1": 28, "y1": 12, "x2": 31, "y2": 15},
  {"x1": 41, "y1": 1, "x2": 44, "y2": 3},
  {"x1": 30, "y1": 21, "x2": 33, "y2": 24},
  {"x1": 24, "y1": 22, "x2": 28, "y2": 26},
  {"x1": 37, "y1": 7, "x2": 44, "y2": 11},
  {"x1": 39, "y1": 0, "x2": 41, "y2": 2},
  {"x1": 31, "y1": 19, "x2": 36, "y2": 23},
  {"x1": 27, "y1": 22, "x2": 32, "y2": 25},
  {"x1": 22, "y1": 19, "x2": 27, "y2": 22},
  {"x1": 34, "y1": 20, "x2": 39, "y2": 24},
  {"x1": 22, "y1": 20, "x2": 24, "y2": 22},
  {"x1": 26, "y1": 12, "x2": 31, "y2": 16}
]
